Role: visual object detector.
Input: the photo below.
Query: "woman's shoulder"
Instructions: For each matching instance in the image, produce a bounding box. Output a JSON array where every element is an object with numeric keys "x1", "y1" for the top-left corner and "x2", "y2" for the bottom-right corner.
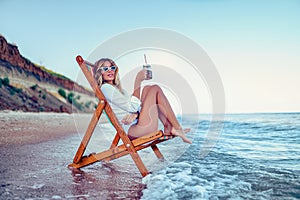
[
  {"x1": 100, "y1": 84, "x2": 116, "y2": 97},
  {"x1": 101, "y1": 83, "x2": 129, "y2": 97},
  {"x1": 101, "y1": 83, "x2": 125, "y2": 96},
  {"x1": 101, "y1": 83, "x2": 116, "y2": 90}
]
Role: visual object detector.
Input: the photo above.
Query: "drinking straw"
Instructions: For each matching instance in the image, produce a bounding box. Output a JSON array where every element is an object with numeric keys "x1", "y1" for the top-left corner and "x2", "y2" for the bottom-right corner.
[{"x1": 144, "y1": 54, "x2": 148, "y2": 64}]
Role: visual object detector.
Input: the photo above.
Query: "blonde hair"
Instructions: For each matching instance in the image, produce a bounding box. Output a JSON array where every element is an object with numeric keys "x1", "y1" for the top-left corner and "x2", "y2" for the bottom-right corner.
[{"x1": 93, "y1": 58, "x2": 123, "y2": 93}]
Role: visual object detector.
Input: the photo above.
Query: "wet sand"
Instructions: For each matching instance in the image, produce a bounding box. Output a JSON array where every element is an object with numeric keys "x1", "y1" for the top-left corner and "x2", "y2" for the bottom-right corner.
[{"x1": 0, "y1": 111, "x2": 145, "y2": 199}]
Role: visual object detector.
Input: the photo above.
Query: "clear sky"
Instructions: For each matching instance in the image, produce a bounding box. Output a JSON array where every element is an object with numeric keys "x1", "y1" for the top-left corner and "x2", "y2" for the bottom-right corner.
[{"x1": 1, "y1": 0, "x2": 299, "y2": 113}]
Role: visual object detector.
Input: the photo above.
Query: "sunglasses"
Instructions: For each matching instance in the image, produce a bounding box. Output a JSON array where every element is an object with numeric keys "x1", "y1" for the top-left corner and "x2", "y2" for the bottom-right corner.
[{"x1": 100, "y1": 66, "x2": 117, "y2": 72}]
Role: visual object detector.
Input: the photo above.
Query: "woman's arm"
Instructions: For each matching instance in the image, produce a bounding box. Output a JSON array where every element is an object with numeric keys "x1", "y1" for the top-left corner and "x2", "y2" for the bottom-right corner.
[
  {"x1": 132, "y1": 70, "x2": 147, "y2": 99},
  {"x1": 121, "y1": 112, "x2": 139, "y2": 125}
]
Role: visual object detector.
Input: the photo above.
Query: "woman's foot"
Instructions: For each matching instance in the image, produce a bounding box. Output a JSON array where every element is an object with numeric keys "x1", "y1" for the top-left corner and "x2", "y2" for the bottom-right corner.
[
  {"x1": 171, "y1": 127, "x2": 192, "y2": 144},
  {"x1": 164, "y1": 128, "x2": 191, "y2": 136}
]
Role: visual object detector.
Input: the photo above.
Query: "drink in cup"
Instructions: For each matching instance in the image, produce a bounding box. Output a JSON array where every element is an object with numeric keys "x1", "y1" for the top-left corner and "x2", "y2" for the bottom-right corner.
[{"x1": 143, "y1": 54, "x2": 152, "y2": 80}]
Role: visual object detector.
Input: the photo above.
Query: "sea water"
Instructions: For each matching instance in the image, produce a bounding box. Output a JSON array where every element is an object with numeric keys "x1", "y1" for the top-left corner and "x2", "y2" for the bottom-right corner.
[{"x1": 141, "y1": 113, "x2": 300, "y2": 200}]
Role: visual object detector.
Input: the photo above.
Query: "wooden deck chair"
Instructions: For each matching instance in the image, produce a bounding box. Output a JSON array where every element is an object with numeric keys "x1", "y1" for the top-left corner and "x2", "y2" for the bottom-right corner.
[{"x1": 68, "y1": 55, "x2": 175, "y2": 177}]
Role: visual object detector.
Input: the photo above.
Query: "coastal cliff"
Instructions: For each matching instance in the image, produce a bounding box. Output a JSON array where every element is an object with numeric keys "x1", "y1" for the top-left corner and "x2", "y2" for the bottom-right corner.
[{"x1": 0, "y1": 35, "x2": 96, "y2": 113}]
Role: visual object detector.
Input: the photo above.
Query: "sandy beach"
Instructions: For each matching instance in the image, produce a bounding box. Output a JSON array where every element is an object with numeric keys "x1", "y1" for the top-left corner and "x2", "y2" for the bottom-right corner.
[
  {"x1": 0, "y1": 111, "x2": 82, "y2": 146},
  {"x1": 0, "y1": 111, "x2": 145, "y2": 199}
]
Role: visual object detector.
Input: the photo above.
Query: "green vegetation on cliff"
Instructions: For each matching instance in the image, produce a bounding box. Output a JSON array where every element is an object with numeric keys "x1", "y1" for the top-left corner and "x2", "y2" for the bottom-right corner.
[{"x1": 33, "y1": 63, "x2": 71, "y2": 81}]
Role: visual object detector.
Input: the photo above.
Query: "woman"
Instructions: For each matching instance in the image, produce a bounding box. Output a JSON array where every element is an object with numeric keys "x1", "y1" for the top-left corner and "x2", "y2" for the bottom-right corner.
[{"x1": 93, "y1": 58, "x2": 191, "y2": 144}]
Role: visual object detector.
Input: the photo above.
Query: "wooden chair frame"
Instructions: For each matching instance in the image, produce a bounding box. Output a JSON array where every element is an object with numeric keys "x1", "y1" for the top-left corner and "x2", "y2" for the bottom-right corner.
[{"x1": 68, "y1": 55, "x2": 174, "y2": 177}]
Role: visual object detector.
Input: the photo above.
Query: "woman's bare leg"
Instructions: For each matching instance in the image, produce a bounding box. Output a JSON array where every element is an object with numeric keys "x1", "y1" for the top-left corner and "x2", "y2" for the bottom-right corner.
[
  {"x1": 158, "y1": 100, "x2": 191, "y2": 135},
  {"x1": 152, "y1": 85, "x2": 191, "y2": 143},
  {"x1": 136, "y1": 86, "x2": 172, "y2": 135},
  {"x1": 159, "y1": 106, "x2": 191, "y2": 135},
  {"x1": 129, "y1": 85, "x2": 191, "y2": 143},
  {"x1": 128, "y1": 86, "x2": 159, "y2": 138},
  {"x1": 158, "y1": 109, "x2": 172, "y2": 135},
  {"x1": 139, "y1": 86, "x2": 182, "y2": 135}
]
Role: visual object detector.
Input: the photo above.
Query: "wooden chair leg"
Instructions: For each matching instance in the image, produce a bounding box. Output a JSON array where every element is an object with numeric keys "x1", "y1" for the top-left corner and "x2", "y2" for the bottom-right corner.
[
  {"x1": 73, "y1": 102, "x2": 105, "y2": 163},
  {"x1": 110, "y1": 134, "x2": 120, "y2": 149},
  {"x1": 151, "y1": 145, "x2": 165, "y2": 161},
  {"x1": 129, "y1": 151, "x2": 149, "y2": 177}
]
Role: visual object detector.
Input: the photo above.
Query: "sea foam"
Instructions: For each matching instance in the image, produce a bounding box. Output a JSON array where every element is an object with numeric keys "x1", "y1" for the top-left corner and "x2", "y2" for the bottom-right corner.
[{"x1": 141, "y1": 162, "x2": 207, "y2": 200}]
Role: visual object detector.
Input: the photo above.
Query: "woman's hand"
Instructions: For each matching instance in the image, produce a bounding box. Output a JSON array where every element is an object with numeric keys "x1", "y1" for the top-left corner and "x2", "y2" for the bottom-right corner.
[
  {"x1": 136, "y1": 69, "x2": 147, "y2": 82},
  {"x1": 121, "y1": 113, "x2": 138, "y2": 125},
  {"x1": 132, "y1": 69, "x2": 147, "y2": 99}
]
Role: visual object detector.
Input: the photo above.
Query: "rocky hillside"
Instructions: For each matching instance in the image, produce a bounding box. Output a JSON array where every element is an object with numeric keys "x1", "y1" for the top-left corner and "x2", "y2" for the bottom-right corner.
[{"x1": 0, "y1": 35, "x2": 96, "y2": 113}]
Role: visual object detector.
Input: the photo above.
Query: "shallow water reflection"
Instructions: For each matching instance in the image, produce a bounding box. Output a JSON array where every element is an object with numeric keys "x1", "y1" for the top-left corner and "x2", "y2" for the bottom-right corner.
[{"x1": 0, "y1": 134, "x2": 145, "y2": 199}]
